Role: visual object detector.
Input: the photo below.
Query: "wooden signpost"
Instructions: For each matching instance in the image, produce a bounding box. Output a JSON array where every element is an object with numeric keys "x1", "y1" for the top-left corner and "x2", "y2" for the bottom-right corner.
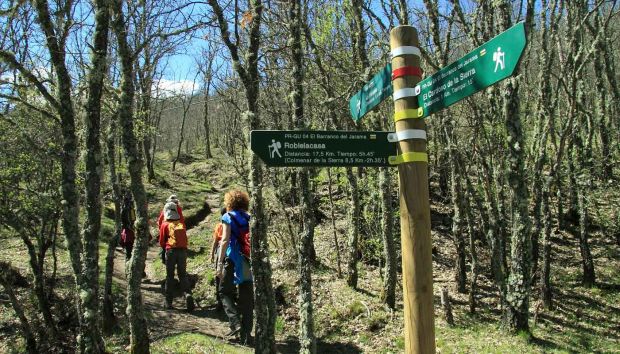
[{"x1": 389, "y1": 26, "x2": 435, "y2": 354}]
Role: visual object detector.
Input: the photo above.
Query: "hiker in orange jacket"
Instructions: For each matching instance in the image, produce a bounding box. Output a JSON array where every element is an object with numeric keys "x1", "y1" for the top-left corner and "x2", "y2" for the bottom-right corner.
[
  {"x1": 210, "y1": 207, "x2": 227, "y2": 311},
  {"x1": 159, "y1": 202, "x2": 193, "y2": 311}
]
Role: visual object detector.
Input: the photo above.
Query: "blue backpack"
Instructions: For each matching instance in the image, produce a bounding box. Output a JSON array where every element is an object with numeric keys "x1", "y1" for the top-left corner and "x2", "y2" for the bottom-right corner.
[{"x1": 224, "y1": 211, "x2": 253, "y2": 284}]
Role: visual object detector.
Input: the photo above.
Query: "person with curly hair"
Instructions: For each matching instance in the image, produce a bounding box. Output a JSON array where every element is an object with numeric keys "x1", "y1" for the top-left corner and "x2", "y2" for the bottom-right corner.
[{"x1": 216, "y1": 190, "x2": 253, "y2": 345}]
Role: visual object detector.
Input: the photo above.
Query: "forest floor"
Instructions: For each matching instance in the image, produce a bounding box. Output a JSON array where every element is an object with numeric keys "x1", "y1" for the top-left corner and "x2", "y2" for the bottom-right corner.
[{"x1": 1, "y1": 149, "x2": 619, "y2": 353}]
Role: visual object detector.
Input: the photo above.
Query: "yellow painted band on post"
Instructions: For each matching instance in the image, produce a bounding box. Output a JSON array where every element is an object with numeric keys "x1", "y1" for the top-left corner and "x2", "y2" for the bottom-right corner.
[
  {"x1": 388, "y1": 152, "x2": 428, "y2": 165},
  {"x1": 394, "y1": 107, "x2": 424, "y2": 122}
]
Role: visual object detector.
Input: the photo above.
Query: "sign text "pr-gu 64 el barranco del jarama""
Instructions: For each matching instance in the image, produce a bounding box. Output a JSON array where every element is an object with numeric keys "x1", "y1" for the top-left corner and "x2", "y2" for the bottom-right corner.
[{"x1": 250, "y1": 130, "x2": 396, "y2": 167}]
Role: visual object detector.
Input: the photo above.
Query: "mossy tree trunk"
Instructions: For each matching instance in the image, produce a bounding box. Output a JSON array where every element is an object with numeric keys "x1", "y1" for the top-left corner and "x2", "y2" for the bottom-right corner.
[
  {"x1": 103, "y1": 114, "x2": 122, "y2": 333},
  {"x1": 80, "y1": 1, "x2": 111, "y2": 350},
  {"x1": 289, "y1": 0, "x2": 316, "y2": 352},
  {"x1": 346, "y1": 167, "x2": 361, "y2": 289},
  {"x1": 111, "y1": 0, "x2": 151, "y2": 352},
  {"x1": 497, "y1": 0, "x2": 535, "y2": 332}
]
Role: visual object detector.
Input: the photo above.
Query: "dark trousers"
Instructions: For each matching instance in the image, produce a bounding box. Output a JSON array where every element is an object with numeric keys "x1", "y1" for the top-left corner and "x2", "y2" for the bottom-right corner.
[
  {"x1": 125, "y1": 244, "x2": 133, "y2": 261},
  {"x1": 165, "y1": 248, "x2": 189, "y2": 303},
  {"x1": 219, "y1": 258, "x2": 254, "y2": 338},
  {"x1": 215, "y1": 276, "x2": 222, "y2": 308}
]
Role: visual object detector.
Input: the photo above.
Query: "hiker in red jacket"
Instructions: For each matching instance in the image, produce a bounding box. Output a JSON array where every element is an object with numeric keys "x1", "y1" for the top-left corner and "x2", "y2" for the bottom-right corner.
[{"x1": 159, "y1": 201, "x2": 194, "y2": 311}]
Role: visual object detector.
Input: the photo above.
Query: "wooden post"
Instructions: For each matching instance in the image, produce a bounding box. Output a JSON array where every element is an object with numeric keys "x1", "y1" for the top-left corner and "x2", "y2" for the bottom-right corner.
[{"x1": 390, "y1": 26, "x2": 436, "y2": 353}]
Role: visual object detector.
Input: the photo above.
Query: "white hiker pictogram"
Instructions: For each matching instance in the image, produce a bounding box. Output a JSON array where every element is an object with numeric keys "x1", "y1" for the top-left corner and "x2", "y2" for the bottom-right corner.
[
  {"x1": 268, "y1": 139, "x2": 282, "y2": 158},
  {"x1": 493, "y1": 47, "x2": 505, "y2": 72}
]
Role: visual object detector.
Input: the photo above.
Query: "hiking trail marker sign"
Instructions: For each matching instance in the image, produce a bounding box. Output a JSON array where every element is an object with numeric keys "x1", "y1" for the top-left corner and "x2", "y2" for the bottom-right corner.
[
  {"x1": 347, "y1": 22, "x2": 526, "y2": 121},
  {"x1": 417, "y1": 22, "x2": 526, "y2": 117},
  {"x1": 250, "y1": 130, "x2": 396, "y2": 167},
  {"x1": 349, "y1": 63, "x2": 393, "y2": 122}
]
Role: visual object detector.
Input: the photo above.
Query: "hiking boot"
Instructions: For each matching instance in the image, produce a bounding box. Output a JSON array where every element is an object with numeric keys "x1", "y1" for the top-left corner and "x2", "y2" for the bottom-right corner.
[
  {"x1": 225, "y1": 326, "x2": 240, "y2": 339},
  {"x1": 186, "y1": 294, "x2": 195, "y2": 312},
  {"x1": 165, "y1": 298, "x2": 174, "y2": 309},
  {"x1": 240, "y1": 333, "x2": 254, "y2": 346}
]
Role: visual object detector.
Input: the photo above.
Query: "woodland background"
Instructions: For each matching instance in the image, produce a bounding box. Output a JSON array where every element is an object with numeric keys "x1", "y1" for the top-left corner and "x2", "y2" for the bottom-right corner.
[{"x1": 0, "y1": 0, "x2": 619, "y2": 353}]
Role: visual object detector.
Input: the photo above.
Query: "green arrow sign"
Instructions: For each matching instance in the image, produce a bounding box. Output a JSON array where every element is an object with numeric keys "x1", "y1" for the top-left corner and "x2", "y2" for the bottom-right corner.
[
  {"x1": 251, "y1": 130, "x2": 397, "y2": 167},
  {"x1": 418, "y1": 22, "x2": 527, "y2": 117},
  {"x1": 349, "y1": 63, "x2": 393, "y2": 122}
]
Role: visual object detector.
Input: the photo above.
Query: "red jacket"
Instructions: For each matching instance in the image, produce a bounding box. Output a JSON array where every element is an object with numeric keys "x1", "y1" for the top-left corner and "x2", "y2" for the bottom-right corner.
[
  {"x1": 159, "y1": 220, "x2": 188, "y2": 250},
  {"x1": 157, "y1": 205, "x2": 185, "y2": 228}
]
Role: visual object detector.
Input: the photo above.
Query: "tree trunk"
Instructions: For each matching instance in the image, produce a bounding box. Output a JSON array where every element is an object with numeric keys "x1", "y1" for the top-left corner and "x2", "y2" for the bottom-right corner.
[
  {"x1": 289, "y1": 1, "x2": 316, "y2": 351},
  {"x1": 111, "y1": 1, "x2": 151, "y2": 352},
  {"x1": 479, "y1": 164, "x2": 507, "y2": 308},
  {"x1": 441, "y1": 287, "x2": 454, "y2": 327},
  {"x1": 565, "y1": 142, "x2": 579, "y2": 222},
  {"x1": 346, "y1": 167, "x2": 360, "y2": 289},
  {"x1": 0, "y1": 265, "x2": 38, "y2": 354},
  {"x1": 103, "y1": 114, "x2": 122, "y2": 333},
  {"x1": 379, "y1": 167, "x2": 396, "y2": 308},
  {"x1": 203, "y1": 93, "x2": 212, "y2": 158},
  {"x1": 577, "y1": 185, "x2": 596, "y2": 287},
  {"x1": 143, "y1": 136, "x2": 156, "y2": 180},
  {"x1": 346, "y1": 0, "x2": 366, "y2": 291},
  {"x1": 591, "y1": 18, "x2": 612, "y2": 181},
  {"x1": 446, "y1": 120, "x2": 467, "y2": 294},
  {"x1": 502, "y1": 75, "x2": 532, "y2": 332},
  {"x1": 79, "y1": 1, "x2": 110, "y2": 349},
  {"x1": 29, "y1": 1, "x2": 91, "y2": 350},
  {"x1": 172, "y1": 105, "x2": 187, "y2": 171},
  {"x1": 465, "y1": 184, "x2": 479, "y2": 314},
  {"x1": 498, "y1": 1, "x2": 534, "y2": 331},
  {"x1": 327, "y1": 169, "x2": 342, "y2": 277},
  {"x1": 540, "y1": 179, "x2": 553, "y2": 309},
  {"x1": 298, "y1": 169, "x2": 316, "y2": 354},
  {"x1": 19, "y1": 234, "x2": 56, "y2": 336}
]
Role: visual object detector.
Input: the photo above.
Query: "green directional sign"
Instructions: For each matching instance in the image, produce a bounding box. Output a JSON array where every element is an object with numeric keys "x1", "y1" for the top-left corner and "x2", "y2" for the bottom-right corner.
[
  {"x1": 251, "y1": 130, "x2": 396, "y2": 167},
  {"x1": 349, "y1": 63, "x2": 393, "y2": 122},
  {"x1": 418, "y1": 22, "x2": 527, "y2": 117}
]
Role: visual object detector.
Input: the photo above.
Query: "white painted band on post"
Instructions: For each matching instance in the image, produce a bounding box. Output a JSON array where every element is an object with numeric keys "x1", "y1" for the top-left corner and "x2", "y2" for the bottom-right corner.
[
  {"x1": 393, "y1": 86, "x2": 421, "y2": 101},
  {"x1": 391, "y1": 46, "x2": 421, "y2": 59},
  {"x1": 387, "y1": 129, "x2": 427, "y2": 142}
]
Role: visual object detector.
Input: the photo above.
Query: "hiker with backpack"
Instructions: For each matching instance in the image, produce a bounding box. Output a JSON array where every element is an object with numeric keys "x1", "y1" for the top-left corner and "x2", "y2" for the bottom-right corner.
[
  {"x1": 216, "y1": 190, "x2": 253, "y2": 345},
  {"x1": 210, "y1": 207, "x2": 227, "y2": 311},
  {"x1": 158, "y1": 194, "x2": 185, "y2": 265},
  {"x1": 159, "y1": 201, "x2": 194, "y2": 311}
]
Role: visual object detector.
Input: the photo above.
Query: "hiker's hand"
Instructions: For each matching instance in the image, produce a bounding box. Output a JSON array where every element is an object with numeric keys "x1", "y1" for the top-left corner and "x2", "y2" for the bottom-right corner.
[{"x1": 216, "y1": 264, "x2": 223, "y2": 278}]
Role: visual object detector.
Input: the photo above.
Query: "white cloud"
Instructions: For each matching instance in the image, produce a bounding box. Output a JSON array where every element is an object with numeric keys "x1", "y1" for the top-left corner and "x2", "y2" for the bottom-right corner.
[{"x1": 154, "y1": 78, "x2": 200, "y2": 97}]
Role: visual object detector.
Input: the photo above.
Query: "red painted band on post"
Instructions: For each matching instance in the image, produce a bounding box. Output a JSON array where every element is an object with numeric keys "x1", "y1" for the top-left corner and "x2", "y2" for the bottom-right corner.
[{"x1": 391, "y1": 66, "x2": 423, "y2": 81}]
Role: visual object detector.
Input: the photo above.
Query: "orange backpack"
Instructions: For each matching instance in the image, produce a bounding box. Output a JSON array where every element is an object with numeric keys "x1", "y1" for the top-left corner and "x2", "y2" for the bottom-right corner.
[{"x1": 166, "y1": 221, "x2": 188, "y2": 248}]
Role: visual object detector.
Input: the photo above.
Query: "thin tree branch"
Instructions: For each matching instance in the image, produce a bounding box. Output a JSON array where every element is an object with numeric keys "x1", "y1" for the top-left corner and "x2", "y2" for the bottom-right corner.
[{"x1": 0, "y1": 51, "x2": 60, "y2": 110}]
